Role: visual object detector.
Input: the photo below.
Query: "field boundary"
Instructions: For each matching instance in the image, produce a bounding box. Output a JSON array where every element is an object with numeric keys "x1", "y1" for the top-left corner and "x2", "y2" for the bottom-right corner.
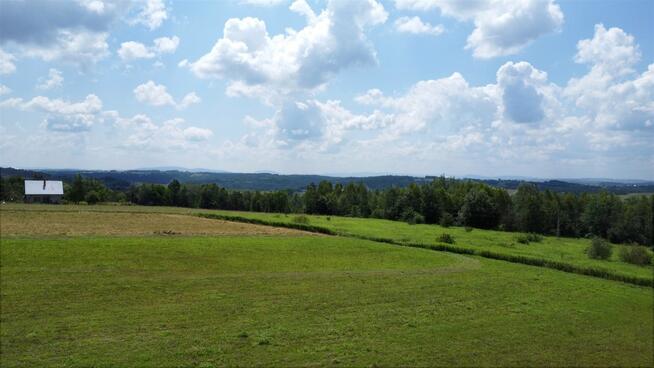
[{"x1": 196, "y1": 213, "x2": 654, "y2": 288}]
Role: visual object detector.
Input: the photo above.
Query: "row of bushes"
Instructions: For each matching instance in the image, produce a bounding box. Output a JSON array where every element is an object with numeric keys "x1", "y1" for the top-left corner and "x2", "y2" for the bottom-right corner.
[
  {"x1": 195, "y1": 213, "x2": 653, "y2": 288},
  {"x1": 196, "y1": 213, "x2": 337, "y2": 236},
  {"x1": 587, "y1": 237, "x2": 652, "y2": 265}
]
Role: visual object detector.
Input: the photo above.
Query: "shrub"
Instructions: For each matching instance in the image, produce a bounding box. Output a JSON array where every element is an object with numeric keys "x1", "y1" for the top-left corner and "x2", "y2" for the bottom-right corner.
[
  {"x1": 587, "y1": 237, "x2": 612, "y2": 260},
  {"x1": 516, "y1": 233, "x2": 543, "y2": 244},
  {"x1": 526, "y1": 233, "x2": 543, "y2": 243},
  {"x1": 404, "y1": 211, "x2": 425, "y2": 225},
  {"x1": 619, "y1": 245, "x2": 652, "y2": 266},
  {"x1": 516, "y1": 234, "x2": 530, "y2": 244},
  {"x1": 464, "y1": 226, "x2": 473, "y2": 232},
  {"x1": 85, "y1": 190, "x2": 101, "y2": 204},
  {"x1": 437, "y1": 233, "x2": 455, "y2": 244},
  {"x1": 439, "y1": 212, "x2": 454, "y2": 228},
  {"x1": 292, "y1": 215, "x2": 310, "y2": 224}
]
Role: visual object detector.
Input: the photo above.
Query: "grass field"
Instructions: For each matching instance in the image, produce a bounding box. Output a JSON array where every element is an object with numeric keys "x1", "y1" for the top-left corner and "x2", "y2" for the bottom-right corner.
[
  {"x1": 0, "y1": 210, "x2": 312, "y2": 237},
  {"x1": 1, "y1": 204, "x2": 653, "y2": 366},
  {"x1": 202, "y1": 210, "x2": 654, "y2": 282},
  {"x1": 7, "y1": 203, "x2": 651, "y2": 283}
]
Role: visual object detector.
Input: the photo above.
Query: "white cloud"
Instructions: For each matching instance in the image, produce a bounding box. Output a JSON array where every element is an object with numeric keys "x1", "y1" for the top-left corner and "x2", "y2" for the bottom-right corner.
[
  {"x1": 118, "y1": 36, "x2": 180, "y2": 61},
  {"x1": 178, "y1": 92, "x2": 202, "y2": 109},
  {"x1": 394, "y1": 16, "x2": 444, "y2": 36},
  {"x1": 22, "y1": 94, "x2": 103, "y2": 115},
  {"x1": 21, "y1": 30, "x2": 110, "y2": 66},
  {"x1": 574, "y1": 24, "x2": 640, "y2": 74},
  {"x1": 0, "y1": 0, "x2": 120, "y2": 44},
  {"x1": 0, "y1": 48, "x2": 17, "y2": 74},
  {"x1": 130, "y1": 0, "x2": 168, "y2": 30},
  {"x1": 118, "y1": 41, "x2": 155, "y2": 60},
  {"x1": 152, "y1": 36, "x2": 179, "y2": 53},
  {"x1": 133, "y1": 81, "x2": 201, "y2": 110},
  {"x1": 0, "y1": 84, "x2": 11, "y2": 96},
  {"x1": 77, "y1": 0, "x2": 107, "y2": 14},
  {"x1": 106, "y1": 113, "x2": 213, "y2": 150},
  {"x1": 564, "y1": 25, "x2": 652, "y2": 132},
  {"x1": 1, "y1": 94, "x2": 104, "y2": 132},
  {"x1": 240, "y1": 0, "x2": 287, "y2": 6},
  {"x1": 188, "y1": 0, "x2": 387, "y2": 98},
  {"x1": 37, "y1": 69, "x2": 64, "y2": 91},
  {"x1": 0, "y1": 1, "x2": 123, "y2": 66},
  {"x1": 243, "y1": 99, "x2": 393, "y2": 152},
  {"x1": 395, "y1": 0, "x2": 564, "y2": 58},
  {"x1": 183, "y1": 126, "x2": 214, "y2": 141},
  {"x1": 496, "y1": 61, "x2": 552, "y2": 123}
]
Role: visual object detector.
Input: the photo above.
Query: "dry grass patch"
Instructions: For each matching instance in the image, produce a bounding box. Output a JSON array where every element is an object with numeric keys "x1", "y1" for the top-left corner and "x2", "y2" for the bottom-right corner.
[{"x1": 0, "y1": 210, "x2": 312, "y2": 237}]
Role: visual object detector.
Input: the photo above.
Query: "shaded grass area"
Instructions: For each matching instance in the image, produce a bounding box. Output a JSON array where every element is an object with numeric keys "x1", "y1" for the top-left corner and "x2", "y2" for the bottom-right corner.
[{"x1": 1, "y1": 236, "x2": 652, "y2": 367}]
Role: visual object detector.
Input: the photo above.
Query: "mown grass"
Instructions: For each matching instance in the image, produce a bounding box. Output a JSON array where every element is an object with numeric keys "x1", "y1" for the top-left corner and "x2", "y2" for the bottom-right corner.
[
  {"x1": 2, "y1": 235, "x2": 652, "y2": 367},
  {"x1": 0, "y1": 210, "x2": 310, "y2": 237}
]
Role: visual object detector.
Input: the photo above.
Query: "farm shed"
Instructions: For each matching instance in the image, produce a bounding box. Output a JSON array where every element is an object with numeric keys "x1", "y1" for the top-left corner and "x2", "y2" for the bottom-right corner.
[{"x1": 24, "y1": 180, "x2": 64, "y2": 204}]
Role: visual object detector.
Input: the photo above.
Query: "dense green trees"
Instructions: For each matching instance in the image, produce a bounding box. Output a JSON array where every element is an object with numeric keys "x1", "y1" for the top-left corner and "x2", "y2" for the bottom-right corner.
[{"x1": 1, "y1": 174, "x2": 652, "y2": 247}]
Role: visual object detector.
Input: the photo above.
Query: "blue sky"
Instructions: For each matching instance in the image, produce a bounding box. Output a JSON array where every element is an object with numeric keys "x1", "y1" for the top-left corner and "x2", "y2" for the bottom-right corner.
[{"x1": 0, "y1": 0, "x2": 652, "y2": 179}]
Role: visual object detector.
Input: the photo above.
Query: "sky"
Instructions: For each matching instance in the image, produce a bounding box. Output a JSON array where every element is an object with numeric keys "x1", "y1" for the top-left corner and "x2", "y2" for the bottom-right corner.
[{"x1": 0, "y1": 0, "x2": 652, "y2": 179}]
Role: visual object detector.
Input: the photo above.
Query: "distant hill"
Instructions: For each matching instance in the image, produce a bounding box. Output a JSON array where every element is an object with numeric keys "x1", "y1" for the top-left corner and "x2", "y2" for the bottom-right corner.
[{"x1": 2, "y1": 167, "x2": 653, "y2": 194}]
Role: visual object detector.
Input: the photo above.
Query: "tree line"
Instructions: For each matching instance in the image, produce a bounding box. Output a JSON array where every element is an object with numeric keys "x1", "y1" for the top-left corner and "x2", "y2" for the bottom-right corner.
[{"x1": 2, "y1": 175, "x2": 652, "y2": 247}]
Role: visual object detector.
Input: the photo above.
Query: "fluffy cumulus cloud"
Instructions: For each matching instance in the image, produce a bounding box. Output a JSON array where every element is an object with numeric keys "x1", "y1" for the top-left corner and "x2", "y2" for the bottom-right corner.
[
  {"x1": 129, "y1": 0, "x2": 168, "y2": 30},
  {"x1": 241, "y1": 99, "x2": 393, "y2": 152},
  {"x1": 0, "y1": 84, "x2": 11, "y2": 96},
  {"x1": 118, "y1": 36, "x2": 179, "y2": 61},
  {"x1": 37, "y1": 69, "x2": 64, "y2": 91},
  {"x1": 0, "y1": 48, "x2": 17, "y2": 74},
  {"x1": 394, "y1": 16, "x2": 444, "y2": 36},
  {"x1": 0, "y1": 94, "x2": 104, "y2": 132},
  {"x1": 106, "y1": 113, "x2": 213, "y2": 150},
  {"x1": 233, "y1": 24, "x2": 650, "y2": 174},
  {"x1": 496, "y1": 61, "x2": 552, "y2": 123},
  {"x1": 188, "y1": 0, "x2": 387, "y2": 99},
  {"x1": 565, "y1": 24, "x2": 653, "y2": 132},
  {"x1": 133, "y1": 81, "x2": 201, "y2": 109},
  {"x1": 0, "y1": 0, "x2": 169, "y2": 66},
  {"x1": 395, "y1": 0, "x2": 564, "y2": 58}
]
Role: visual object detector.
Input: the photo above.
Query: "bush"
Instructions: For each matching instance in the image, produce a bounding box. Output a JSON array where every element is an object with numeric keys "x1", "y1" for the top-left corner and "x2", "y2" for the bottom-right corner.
[
  {"x1": 437, "y1": 233, "x2": 455, "y2": 244},
  {"x1": 516, "y1": 234, "x2": 530, "y2": 244},
  {"x1": 516, "y1": 233, "x2": 543, "y2": 244},
  {"x1": 619, "y1": 245, "x2": 652, "y2": 266},
  {"x1": 85, "y1": 191, "x2": 101, "y2": 205},
  {"x1": 439, "y1": 212, "x2": 454, "y2": 228},
  {"x1": 526, "y1": 233, "x2": 543, "y2": 243},
  {"x1": 292, "y1": 215, "x2": 310, "y2": 224},
  {"x1": 464, "y1": 226, "x2": 473, "y2": 232},
  {"x1": 404, "y1": 211, "x2": 425, "y2": 225},
  {"x1": 587, "y1": 237, "x2": 612, "y2": 260}
]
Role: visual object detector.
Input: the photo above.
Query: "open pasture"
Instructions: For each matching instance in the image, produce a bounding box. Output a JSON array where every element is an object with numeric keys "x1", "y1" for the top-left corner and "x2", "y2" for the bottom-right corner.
[{"x1": 0, "y1": 205, "x2": 653, "y2": 366}]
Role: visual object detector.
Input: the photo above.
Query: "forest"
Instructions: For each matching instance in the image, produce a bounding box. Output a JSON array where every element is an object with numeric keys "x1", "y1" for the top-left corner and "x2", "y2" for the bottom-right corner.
[{"x1": 2, "y1": 175, "x2": 652, "y2": 247}]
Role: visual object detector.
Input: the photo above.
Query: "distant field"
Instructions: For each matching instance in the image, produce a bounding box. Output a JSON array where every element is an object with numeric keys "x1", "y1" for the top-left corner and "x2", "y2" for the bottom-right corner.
[{"x1": 1, "y1": 206, "x2": 652, "y2": 366}]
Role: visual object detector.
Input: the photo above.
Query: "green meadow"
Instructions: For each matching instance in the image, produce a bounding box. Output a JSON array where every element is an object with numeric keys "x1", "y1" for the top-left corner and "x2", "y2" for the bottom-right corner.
[{"x1": 1, "y1": 204, "x2": 652, "y2": 367}]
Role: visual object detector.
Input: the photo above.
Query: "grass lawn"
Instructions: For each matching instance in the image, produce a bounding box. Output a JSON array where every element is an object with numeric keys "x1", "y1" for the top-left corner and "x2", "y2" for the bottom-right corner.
[{"x1": 1, "y1": 206, "x2": 653, "y2": 367}]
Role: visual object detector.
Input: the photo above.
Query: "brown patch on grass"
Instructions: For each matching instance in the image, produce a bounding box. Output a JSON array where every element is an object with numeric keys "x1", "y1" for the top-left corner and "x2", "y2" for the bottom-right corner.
[{"x1": 0, "y1": 211, "x2": 313, "y2": 237}]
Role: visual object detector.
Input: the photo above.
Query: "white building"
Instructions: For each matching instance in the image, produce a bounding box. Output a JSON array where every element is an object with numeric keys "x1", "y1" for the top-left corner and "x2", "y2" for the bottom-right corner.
[{"x1": 24, "y1": 180, "x2": 64, "y2": 203}]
